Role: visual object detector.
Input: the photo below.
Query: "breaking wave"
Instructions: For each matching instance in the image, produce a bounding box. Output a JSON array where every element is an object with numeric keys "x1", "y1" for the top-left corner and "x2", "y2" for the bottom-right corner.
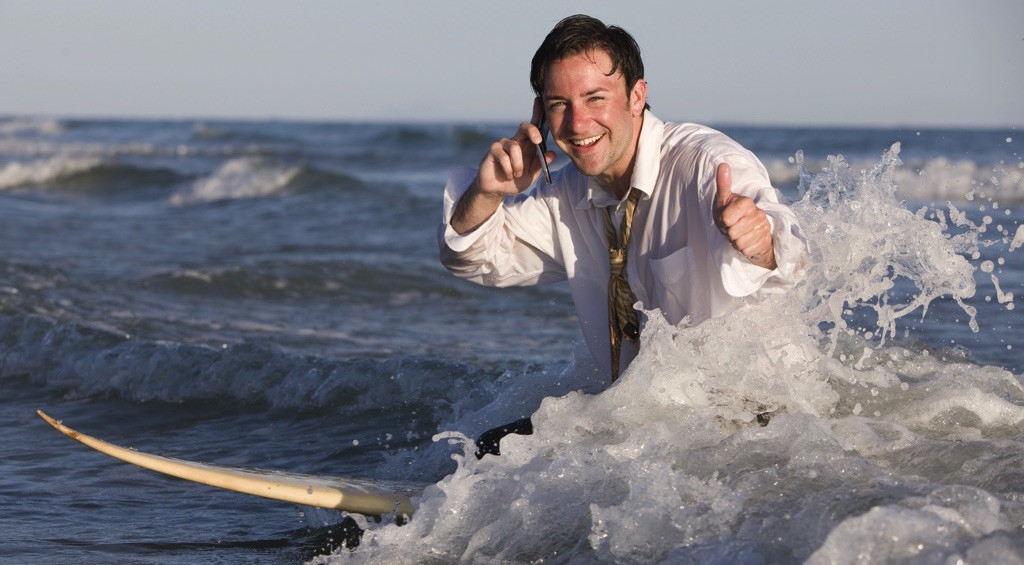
[
  {"x1": 168, "y1": 157, "x2": 364, "y2": 204},
  {"x1": 0, "y1": 117, "x2": 65, "y2": 137},
  {"x1": 0, "y1": 155, "x2": 185, "y2": 194},
  {"x1": 321, "y1": 145, "x2": 1024, "y2": 563}
]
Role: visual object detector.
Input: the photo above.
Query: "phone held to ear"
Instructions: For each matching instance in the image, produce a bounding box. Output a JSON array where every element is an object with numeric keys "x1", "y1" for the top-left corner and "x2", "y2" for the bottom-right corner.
[{"x1": 536, "y1": 114, "x2": 551, "y2": 185}]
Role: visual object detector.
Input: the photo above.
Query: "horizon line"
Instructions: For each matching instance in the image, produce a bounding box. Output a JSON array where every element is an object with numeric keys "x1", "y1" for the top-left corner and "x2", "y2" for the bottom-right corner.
[{"x1": 2, "y1": 112, "x2": 1021, "y2": 132}]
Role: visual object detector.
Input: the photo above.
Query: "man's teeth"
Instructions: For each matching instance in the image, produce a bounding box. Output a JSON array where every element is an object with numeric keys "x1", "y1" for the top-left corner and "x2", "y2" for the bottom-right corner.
[{"x1": 571, "y1": 134, "x2": 603, "y2": 147}]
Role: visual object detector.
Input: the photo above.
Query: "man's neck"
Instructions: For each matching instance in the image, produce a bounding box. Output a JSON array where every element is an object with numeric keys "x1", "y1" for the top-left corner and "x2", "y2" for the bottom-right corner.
[
  {"x1": 604, "y1": 115, "x2": 644, "y2": 200},
  {"x1": 605, "y1": 169, "x2": 634, "y2": 201}
]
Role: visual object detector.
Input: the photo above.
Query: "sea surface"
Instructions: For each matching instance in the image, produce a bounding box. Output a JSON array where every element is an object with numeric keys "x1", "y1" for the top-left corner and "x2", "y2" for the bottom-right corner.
[{"x1": 1, "y1": 116, "x2": 1022, "y2": 564}]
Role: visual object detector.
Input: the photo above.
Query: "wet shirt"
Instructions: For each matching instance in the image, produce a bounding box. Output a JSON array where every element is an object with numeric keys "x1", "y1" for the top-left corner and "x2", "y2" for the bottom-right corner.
[{"x1": 439, "y1": 112, "x2": 808, "y2": 376}]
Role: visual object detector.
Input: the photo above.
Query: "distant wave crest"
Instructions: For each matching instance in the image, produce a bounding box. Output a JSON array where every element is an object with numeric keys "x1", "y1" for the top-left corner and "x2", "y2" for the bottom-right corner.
[
  {"x1": 0, "y1": 117, "x2": 65, "y2": 137},
  {"x1": 0, "y1": 156, "x2": 105, "y2": 189},
  {"x1": 169, "y1": 157, "x2": 363, "y2": 205},
  {"x1": 0, "y1": 155, "x2": 185, "y2": 194}
]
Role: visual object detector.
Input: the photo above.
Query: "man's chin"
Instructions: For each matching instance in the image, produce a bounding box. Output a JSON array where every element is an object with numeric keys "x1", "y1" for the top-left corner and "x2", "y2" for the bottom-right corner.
[{"x1": 567, "y1": 156, "x2": 604, "y2": 178}]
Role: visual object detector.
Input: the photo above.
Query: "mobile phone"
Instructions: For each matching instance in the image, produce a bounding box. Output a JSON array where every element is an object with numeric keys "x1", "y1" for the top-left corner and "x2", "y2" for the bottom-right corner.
[{"x1": 536, "y1": 113, "x2": 551, "y2": 185}]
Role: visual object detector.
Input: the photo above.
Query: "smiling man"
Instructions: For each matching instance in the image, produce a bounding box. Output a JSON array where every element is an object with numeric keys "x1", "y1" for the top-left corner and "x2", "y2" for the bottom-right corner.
[{"x1": 439, "y1": 15, "x2": 808, "y2": 448}]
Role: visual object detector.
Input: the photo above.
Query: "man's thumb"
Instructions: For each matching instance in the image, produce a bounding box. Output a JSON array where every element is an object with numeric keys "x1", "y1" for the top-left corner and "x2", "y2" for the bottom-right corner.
[{"x1": 715, "y1": 162, "x2": 733, "y2": 207}]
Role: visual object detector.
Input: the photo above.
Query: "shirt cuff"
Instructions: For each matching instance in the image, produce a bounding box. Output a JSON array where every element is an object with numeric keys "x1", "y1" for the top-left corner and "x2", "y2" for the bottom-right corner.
[
  {"x1": 441, "y1": 166, "x2": 504, "y2": 253},
  {"x1": 720, "y1": 207, "x2": 808, "y2": 297},
  {"x1": 763, "y1": 204, "x2": 808, "y2": 285}
]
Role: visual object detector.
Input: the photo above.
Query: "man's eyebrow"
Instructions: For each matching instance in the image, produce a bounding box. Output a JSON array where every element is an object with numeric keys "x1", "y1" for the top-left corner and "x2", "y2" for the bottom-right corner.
[{"x1": 545, "y1": 87, "x2": 611, "y2": 101}]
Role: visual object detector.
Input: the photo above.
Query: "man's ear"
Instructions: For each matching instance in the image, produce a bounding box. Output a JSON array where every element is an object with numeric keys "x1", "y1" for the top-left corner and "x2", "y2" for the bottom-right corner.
[{"x1": 629, "y1": 79, "x2": 647, "y2": 116}]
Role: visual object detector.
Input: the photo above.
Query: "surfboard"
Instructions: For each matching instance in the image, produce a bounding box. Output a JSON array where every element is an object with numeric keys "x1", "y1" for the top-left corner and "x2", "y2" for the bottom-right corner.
[{"x1": 37, "y1": 410, "x2": 417, "y2": 519}]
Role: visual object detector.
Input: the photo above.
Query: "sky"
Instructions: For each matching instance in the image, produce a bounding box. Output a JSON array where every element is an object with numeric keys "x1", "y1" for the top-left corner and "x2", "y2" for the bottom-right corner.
[{"x1": 1, "y1": 1, "x2": 1021, "y2": 127}]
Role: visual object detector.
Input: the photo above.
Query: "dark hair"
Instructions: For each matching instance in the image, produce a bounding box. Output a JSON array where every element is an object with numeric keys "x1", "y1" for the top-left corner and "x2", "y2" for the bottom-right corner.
[{"x1": 530, "y1": 14, "x2": 649, "y2": 110}]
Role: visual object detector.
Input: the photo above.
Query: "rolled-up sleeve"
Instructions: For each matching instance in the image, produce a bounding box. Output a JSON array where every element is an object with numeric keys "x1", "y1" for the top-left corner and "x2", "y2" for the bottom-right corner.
[{"x1": 438, "y1": 167, "x2": 567, "y2": 288}]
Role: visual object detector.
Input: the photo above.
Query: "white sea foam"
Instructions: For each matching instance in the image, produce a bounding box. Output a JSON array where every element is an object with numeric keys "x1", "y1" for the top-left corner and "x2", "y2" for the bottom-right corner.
[
  {"x1": 169, "y1": 157, "x2": 301, "y2": 204},
  {"x1": 0, "y1": 117, "x2": 64, "y2": 136},
  {"x1": 766, "y1": 155, "x2": 1024, "y2": 204},
  {"x1": 0, "y1": 155, "x2": 105, "y2": 189},
  {"x1": 320, "y1": 145, "x2": 1023, "y2": 563}
]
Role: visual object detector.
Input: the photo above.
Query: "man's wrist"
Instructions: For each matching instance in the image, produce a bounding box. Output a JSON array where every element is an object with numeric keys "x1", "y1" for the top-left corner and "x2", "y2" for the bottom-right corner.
[{"x1": 451, "y1": 179, "x2": 505, "y2": 234}]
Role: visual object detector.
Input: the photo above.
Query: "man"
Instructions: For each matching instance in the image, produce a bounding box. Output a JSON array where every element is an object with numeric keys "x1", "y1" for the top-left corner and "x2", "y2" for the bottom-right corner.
[{"x1": 439, "y1": 15, "x2": 807, "y2": 454}]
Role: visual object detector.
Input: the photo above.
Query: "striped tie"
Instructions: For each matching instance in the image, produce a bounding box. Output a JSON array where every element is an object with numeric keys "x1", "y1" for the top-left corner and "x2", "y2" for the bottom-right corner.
[{"x1": 603, "y1": 189, "x2": 642, "y2": 381}]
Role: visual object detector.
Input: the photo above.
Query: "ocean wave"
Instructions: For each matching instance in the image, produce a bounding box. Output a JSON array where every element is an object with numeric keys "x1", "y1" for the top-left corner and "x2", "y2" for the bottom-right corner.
[
  {"x1": 0, "y1": 260, "x2": 70, "y2": 316},
  {"x1": 0, "y1": 117, "x2": 65, "y2": 137},
  {"x1": 168, "y1": 157, "x2": 363, "y2": 204},
  {"x1": 369, "y1": 126, "x2": 436, "y2": 147},
  {"x1": 0, "y1": 131, "x2": 258, "y2": 162},
  {"x1": 363, "y1": 124, "x2": 500, "y2": 150},
  {"x1": 139, "y1": 255, "x2": 449, "y2": 302},
  {"x1": 765, "y1": 153, "x2": 1024, "y2": 204},
  {"x1": 451, "y1": 125, "x2": 506, "y2": 150},
  {"x1": 0, "y1": 155, "x2": 186, "y2": 194},
  {"x1": 190, "y1": 121, "x2": 308, "y2": 147},
  {"x1": 0, "y1": 314, "x2": 490, "y2": 419},
  {"x1": 0, "y1": 156, "x2": 105, "y2": 189}
]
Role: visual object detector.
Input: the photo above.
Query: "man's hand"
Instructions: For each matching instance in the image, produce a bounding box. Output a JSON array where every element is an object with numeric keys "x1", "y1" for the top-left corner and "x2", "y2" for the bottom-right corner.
[
  {"x1": 712, "y1": 163, "x2": 777, "y2": 270},
  {"x1": 478, "y1": 100, "x2": 552, "y2": 198},
  {"x1": 450, "y1": 100, "x2": 554, "y2": 234}
]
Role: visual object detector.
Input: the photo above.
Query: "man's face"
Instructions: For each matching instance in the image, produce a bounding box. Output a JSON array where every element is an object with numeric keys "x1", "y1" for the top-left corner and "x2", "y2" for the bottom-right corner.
[{"x1": 542, "y1": 49, "x2": 646, "y2": 194}]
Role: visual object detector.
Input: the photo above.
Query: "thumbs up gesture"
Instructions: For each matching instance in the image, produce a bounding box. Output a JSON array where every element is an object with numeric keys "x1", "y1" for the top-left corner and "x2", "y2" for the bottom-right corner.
[{"x1": 712, "y1": 163, "x2": 777, "y2": 270}]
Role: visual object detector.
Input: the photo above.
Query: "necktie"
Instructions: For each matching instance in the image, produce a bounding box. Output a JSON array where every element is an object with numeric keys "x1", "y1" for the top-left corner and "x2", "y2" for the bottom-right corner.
[{"x1": 604, "y1": 189, "x2": 641, "y2": 381}]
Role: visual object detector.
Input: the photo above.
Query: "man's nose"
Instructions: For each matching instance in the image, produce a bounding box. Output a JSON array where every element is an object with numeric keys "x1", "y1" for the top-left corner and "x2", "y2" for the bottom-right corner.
[{"x1": 568, "y1": 106, "x2": 590, "y2": 132}]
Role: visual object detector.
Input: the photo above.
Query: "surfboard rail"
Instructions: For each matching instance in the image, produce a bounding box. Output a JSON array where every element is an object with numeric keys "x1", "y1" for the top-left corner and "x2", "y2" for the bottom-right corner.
[{"x1": 37, "y1": 410, "x2": 415, "y2": 518}]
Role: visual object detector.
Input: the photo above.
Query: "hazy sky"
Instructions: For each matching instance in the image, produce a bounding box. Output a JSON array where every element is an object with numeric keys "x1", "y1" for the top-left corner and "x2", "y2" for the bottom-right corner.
[{"x1": 2, "y1": 1, "x2": 1021, "y2": 127}]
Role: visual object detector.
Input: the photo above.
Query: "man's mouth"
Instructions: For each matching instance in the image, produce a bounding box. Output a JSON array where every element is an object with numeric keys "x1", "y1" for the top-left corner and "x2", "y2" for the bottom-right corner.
[{"x1": 570, "y1": 133, "x2": 604, "y2": 147}]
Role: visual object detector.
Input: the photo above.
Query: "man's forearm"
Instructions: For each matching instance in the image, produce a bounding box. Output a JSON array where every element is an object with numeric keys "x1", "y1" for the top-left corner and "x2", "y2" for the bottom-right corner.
[{"x1": 450, "y1": 179, "x2": 506, "y2": 235}]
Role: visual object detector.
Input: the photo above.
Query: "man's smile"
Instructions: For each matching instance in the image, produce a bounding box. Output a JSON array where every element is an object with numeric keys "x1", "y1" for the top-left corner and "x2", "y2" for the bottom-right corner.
[{"x1": 569, "y1": 133, "x2": 605, "y2": 148}]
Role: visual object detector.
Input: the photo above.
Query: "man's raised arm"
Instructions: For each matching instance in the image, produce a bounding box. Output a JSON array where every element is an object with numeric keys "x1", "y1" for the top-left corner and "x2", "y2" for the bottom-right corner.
[{"x1": 450, "y1": 101, "x2": 553, "y2": 234}]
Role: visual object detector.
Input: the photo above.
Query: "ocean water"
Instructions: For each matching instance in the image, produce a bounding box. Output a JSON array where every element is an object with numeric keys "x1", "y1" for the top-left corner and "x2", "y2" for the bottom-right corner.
[{"x1": 1, "y1": 116, "x2": 1022, "y2": 564}]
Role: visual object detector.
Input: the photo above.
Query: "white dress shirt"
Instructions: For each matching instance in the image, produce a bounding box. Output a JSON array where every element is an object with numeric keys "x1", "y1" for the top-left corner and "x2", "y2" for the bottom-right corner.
[{"x1": 439, "y1": 112, "x2": 808, "y2": 376}]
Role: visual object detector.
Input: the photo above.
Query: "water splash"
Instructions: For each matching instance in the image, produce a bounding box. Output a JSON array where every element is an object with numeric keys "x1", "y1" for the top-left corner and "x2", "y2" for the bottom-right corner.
[
  {"x1": 319, "y1": 146, "x2": 1023, "y2": 563},
  {"x1": 794, "y1": 143, "x2": 979, "y2": 353}
]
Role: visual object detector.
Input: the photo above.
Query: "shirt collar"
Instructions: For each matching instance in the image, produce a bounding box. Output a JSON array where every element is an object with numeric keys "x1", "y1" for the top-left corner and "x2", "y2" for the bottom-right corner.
[{"x1": 575, "y1": 111, "x2": 665, "y2": 210}]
